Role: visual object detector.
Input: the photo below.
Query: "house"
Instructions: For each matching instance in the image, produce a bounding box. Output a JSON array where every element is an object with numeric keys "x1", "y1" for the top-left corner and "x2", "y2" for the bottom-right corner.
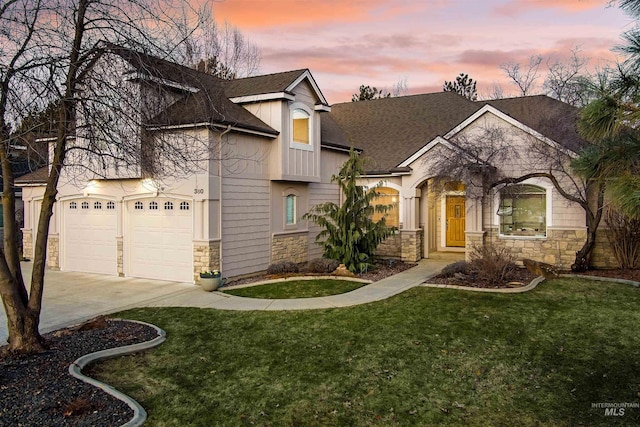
[
  {"x1": 16, "y1": 46, "x2": 351, "y2": 283},
  {"x1": 325, "y1": 93, "x2": 615, "y2": 269},
  {"x1": 15, "y1": 45, "x2": 615, "y2": 283}
]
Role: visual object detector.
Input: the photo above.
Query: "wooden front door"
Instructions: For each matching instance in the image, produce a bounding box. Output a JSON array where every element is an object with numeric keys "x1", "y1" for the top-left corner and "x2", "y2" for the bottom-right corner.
[{"x1": 446, "y1": 196, "x2": 466, "y2": 247}]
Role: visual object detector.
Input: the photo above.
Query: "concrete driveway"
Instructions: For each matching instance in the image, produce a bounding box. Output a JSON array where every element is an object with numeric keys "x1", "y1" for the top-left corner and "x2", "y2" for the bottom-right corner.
[{"x1": 0, "y1": 262, "x2": 197, "y2": 344}]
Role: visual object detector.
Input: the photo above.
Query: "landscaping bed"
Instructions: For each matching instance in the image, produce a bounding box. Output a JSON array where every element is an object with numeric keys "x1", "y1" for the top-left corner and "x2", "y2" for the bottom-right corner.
[
  {"x1": 0, "y1": 318, "x2": 158, "y2": 427},
  {"x1": 3, "y1": 266, "x2": 638, "y2": 426},
  {"x1": 225, "y1": 259, "x2": 416, "y2": 288},
  {"x1": 221, "y1": 279, "x2": 366, "y2": 299}
]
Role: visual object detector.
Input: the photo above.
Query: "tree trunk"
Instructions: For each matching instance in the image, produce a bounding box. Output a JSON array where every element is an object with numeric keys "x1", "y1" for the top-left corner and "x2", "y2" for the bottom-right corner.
[{"x1": 571, "y1": 181, "x2": 605, "y2": 272}]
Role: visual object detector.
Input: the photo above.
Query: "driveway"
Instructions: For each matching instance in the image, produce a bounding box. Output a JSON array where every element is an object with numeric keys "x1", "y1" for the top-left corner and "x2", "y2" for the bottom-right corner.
[{"x1": 0, "y1": 262, "x2": 196, "y2": 344}]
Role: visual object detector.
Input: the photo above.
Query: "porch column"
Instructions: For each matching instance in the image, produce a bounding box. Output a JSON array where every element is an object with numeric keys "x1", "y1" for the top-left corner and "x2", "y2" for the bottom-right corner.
[
  {"x1": 400, "y1": 188, "x2": 422, "y2": 262},
  {"x1": 464, "y1": 188, "x2": 485, "y2": 259}
]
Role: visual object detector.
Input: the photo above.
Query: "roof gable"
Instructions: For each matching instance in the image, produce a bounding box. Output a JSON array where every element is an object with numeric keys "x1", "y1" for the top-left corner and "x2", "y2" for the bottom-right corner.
[
  {"x1": 326, "y1": 92, "x2": 480, "y2": 173},
  {"x1": 222, "y1": 69, "x2": 329, "y2": 107},
  {"x1": 105, "y1": 44, "x2": 277, "y2": 136}
]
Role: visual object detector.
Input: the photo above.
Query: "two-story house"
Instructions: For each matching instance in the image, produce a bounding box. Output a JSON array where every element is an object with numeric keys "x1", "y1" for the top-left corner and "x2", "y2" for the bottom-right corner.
[{"x1": 17, "y1": 45, "x2": 350, "y2": 283}]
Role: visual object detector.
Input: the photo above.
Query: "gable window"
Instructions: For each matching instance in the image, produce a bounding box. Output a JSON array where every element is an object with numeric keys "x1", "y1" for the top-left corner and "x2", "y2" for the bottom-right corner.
[
  {"x1": 370, "y1": 187, "x2": 400, "y2": 228},
  {"x1": 498, "y1": 184, "x2": 546, "y2": 237},
  {"x1": 285, "y1": 194, "x2": 296, "y2": 225},
  {"x1": 292, "y1": 110, "x2": 309, "y2": 144}
]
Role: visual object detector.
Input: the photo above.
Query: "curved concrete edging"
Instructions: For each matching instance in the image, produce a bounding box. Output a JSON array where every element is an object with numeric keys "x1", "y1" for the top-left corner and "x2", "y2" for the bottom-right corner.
[
  {"x1": 68, "y1": 319, "x2": 167, "y2": 427},
  {"x1": 223, "y1": 275, "x2": 372, "y2": 290},
  {"x1": 560, "y1": 273, "x2": 640, "y2": 287},
  {"x1": 422, "y1": 276, "x2": 546, "y2": 293},
  {"x1": 421, "y1": 273, "x2": 640, "y2": 294}
]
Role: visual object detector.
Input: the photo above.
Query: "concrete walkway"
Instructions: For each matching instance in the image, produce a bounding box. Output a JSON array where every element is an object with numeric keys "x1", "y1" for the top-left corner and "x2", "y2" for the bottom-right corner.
[{"x1": 1, "y1": 254, "x2": 461, "y2": 343}]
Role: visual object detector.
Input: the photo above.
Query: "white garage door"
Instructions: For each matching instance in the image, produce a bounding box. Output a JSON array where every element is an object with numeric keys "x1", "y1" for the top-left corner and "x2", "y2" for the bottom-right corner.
[
  {"x1": 127, "y1": 198, "x2": 193, "y2": 282},
  {"x1": 63, "y1": 199, "x2": 117, "y2": 275}
]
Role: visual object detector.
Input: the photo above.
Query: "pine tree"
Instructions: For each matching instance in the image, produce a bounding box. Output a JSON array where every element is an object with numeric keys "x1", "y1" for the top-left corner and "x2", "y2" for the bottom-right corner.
[{"x1": 303, "y1": 150, "x2": 396, "y2": 272}]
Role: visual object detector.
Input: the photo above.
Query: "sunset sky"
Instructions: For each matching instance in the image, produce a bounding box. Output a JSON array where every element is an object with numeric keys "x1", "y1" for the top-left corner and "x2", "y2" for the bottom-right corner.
[{"x1": 211, "y1": 0, "x2": 632, "y2": 104}]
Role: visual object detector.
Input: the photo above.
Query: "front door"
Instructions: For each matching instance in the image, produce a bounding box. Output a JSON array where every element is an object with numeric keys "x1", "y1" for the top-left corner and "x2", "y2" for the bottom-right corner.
[{"x1": 446, "y1": 196, "x2": 465, "y2": 247}]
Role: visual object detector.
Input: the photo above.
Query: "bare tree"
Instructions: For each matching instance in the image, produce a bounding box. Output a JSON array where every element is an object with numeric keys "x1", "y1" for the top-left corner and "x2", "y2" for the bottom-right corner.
[
  {"x1": 178, "y1": 12, "x2": 261, "y2": 79},
  {"x1": 0, "y1": 0, "x2": 213, "y2": 353},
  {"x1": 428, "y1": 120, "x2": 604, "y2": 272},
  {"x1": 543, "y1": 47, "x2": 591, "y2": 107},
  {"x1": 500, "y1": 55, "x2": 543, "y2": 96},
  {"x1": 390, "y1": 78, "x2": 409, "y2": 97}
]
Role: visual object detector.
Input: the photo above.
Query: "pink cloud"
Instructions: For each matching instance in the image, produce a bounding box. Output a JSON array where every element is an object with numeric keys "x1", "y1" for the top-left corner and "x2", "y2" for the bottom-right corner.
[{"x1": 494, "y1": 0, "x2": 609, "y2": 16}]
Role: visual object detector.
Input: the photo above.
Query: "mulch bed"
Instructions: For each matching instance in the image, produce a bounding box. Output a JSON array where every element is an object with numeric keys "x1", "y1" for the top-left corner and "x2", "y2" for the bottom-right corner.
[
  {"x1": 1, "y1": 265, "x2": 636, "y2": 426},
  {"x1": 428, "y1": 268, "x2": 539, "y2": 289},
  {"x1": 0, "y1": 318, "x2": 158, "y2": 427}
]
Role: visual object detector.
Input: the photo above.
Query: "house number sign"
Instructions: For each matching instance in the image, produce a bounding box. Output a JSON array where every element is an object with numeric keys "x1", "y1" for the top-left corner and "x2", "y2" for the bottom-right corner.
[{"x1": 194, "y1": 188, "x2": 204, "y2": 194}]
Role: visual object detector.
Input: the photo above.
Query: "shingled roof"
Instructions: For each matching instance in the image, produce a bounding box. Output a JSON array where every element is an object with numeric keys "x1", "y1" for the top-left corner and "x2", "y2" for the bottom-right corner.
[
  {"x1": 222, "y1": 69, "x2": 309, "y2": 98},
  {"x1": 106, "y1": 44, "x2": 277, "y2": 136},
  {"x1": 484, "y1": 95, "x2": 587, "y2": 153},
  {"x1": 326, "y1": 93, "x2": 588, "y2": 174},
  {"x1": 325, "y1": 92, "x2": 481, "y2": 173}
]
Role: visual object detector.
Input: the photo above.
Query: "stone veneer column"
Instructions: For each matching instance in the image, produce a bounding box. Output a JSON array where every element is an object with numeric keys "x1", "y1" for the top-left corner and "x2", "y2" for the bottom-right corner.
[
  {"x1": 22, "y1": 229, "x2": 33, "y2": 260},
  {"x1": 465, "y1": 231, "x2": 486, "y2": 262},
  {"x1": 116, "y1": 237, "x2": 124, "y2": 276},
  {"x1": 271, "y1": 231, "x2": 309, "y2": 264},
  {"x1": 47, "y1": 234, "x2": 60, "y2": 270},
  {"x1": 193, "y1": 240, "x2": 221, "y2": 283},
  {"x1": 400, "y1": 229, "x2": 422, "y2": 262}
]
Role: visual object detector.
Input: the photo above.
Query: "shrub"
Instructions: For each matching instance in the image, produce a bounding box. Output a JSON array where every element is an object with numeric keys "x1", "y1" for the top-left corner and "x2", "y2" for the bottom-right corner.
[
  {"x1": 307, "y1": 258, "x2": 340, "y2": 274},
  {"x1": 604, "y1": 207, "x2": 640, "y2": 269},
  {"x1": 468, "y1": 245, "x2": 518, "y2": 284},
  {"x1": 440, "y1": 260, "x2": 469, "y2": 277},
  {"x1": 266, "y1": 261, "x2": 299, "y2": 275}
]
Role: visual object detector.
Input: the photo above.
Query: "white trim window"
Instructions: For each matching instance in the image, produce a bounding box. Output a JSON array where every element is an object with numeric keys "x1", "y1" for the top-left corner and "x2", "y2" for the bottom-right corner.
[
  {"x1": 285, "y1": 194, "x2": 297, "y2": 226},
  {"x1": 498, "y1": 184, "x2": 547, "y2": 237},
  {"x1": 290, "y1": 105, "x2": 314, "y2": 151}
]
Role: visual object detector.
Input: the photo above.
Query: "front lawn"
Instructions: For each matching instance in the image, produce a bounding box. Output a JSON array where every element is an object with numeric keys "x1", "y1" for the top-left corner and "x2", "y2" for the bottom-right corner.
[
  {"x1": 92, "y1": 278, "x2": 640, "y2": 426},
  {"x1": 221, "y1": 279, "x2": 366, "y2": 299}
]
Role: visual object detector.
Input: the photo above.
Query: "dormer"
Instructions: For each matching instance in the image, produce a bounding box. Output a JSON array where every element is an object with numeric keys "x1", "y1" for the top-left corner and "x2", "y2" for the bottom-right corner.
[{"x1": 223, "y1": 70, "x2": 330, "y2": 182}]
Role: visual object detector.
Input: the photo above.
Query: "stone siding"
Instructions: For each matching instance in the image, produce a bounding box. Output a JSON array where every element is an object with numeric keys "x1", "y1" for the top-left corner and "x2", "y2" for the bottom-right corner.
[
  {"x1": 376, "y1": 232, "x2": 401, "y2": 259},
  {"x1": 591, "y1": 229, "x2": 621, "y2": 269},
  {"x1": 485, "y1": 228, "x2": 586, "y2": 269},
  {"x1": 271, "y1": 232, "x2": 308, "y2": 264},
  {"x1": 401, "y1": 229, "x2": 422, "y2": 262},
  {"x1": 22, "y1": 229, "x2": 32, "y2": 259},
  {"x1": 117, "y1": 237, "x2": 124, "y2": 276},
  {"x1": 47, "y1": 234, "x2": 59, "y2": 270},
  {"x1": 193, "y1": 240, "x2": 221, "y2": 283}
]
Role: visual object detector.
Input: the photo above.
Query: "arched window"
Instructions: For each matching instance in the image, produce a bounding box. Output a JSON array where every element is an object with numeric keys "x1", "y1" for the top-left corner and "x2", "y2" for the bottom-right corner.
[
  {"x1": 81, "y1": 201, "x2": 89, "y2": 210},
  {"x1": 149, "y1": 201, "x2": 158, "y2": 210},
  {"x1": 134, "y1": 201, "x2": 143, "y2": 210},
  {"x1": 164, "y1": 201, "x2": 174, "y2": 210},
  {"x1": 180, "y1": 201, "x2": 190, "y2": 211},
  {"x1": 106, "y1": 201, "x2": 115, "y2": 210},
  {"x1": 285, "y1": 194, "x2": 296, "y2": 225},
  {"x1": 371, "y1": 187, "x2": 400, "y2": 228},
  {"x1": 94, "y1": 201, "x2": 102, "y2": 210},
  {"x1": 69, "y1": 202, "x2": 77, "y2": 210},
  {"x1": 498, "y1": 184, "x2": 546, "y2": 237},
  {"x1": 292, "y1": 109, "x2": 310, "y2": 145}
]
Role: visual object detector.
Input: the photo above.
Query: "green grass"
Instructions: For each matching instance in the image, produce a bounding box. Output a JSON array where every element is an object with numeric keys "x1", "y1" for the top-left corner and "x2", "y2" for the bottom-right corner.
[
  {"x1": 92, "y1": 278, "x2": 640, "y2": 426},
  {"x1": 221, "y1": 279, "x2": 366, "y2": 299}
]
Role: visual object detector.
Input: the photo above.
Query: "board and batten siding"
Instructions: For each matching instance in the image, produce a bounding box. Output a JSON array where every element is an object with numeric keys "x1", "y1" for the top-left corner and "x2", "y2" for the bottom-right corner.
[
  {"x1": 221, "y1": 177, "x2": 270, "y2": 278},
  {"x1": 282, "y1": 81, "x2": 321, "y2": 182}
]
